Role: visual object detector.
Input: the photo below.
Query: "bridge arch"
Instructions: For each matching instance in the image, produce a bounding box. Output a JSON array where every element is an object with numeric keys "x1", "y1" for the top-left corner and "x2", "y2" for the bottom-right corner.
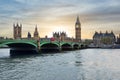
[
  {"x1": 40, "y1": 42, "x2": 59, "y2": 52},
  {"x1": 61, "y1": 43, "x2": 72, "y2": 51},
  {"x1": 80, "y1": 44, "x2": 85, "y2": 49},
  {"x1": 73, "y1": 43, "x2": 79, "y2": 49},
  {"x1": 0, "y1": 41, "x2": 38, "y2": 55}
]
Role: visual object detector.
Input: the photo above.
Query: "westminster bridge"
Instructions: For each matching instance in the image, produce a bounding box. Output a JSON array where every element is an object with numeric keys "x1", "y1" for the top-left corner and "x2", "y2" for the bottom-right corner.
[{"x1": 0, "y1": 39, "x2": 87, "y2": 55}]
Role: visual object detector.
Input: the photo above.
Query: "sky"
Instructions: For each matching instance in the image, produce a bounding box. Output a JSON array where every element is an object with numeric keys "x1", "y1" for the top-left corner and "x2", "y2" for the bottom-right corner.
[{"x1": 0, "y1": 0, "x2": 120, "y2": 39}]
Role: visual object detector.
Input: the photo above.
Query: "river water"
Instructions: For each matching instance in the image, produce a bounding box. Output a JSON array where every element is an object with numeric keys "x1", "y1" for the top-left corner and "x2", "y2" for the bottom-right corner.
[{"x1": 0, "y1": 48, "x2": 120, "y2": 80}]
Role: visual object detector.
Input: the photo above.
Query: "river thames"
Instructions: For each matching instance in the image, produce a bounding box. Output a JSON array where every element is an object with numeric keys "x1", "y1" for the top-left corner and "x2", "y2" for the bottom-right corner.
[{"x1": 0, "y1": 49, "x2": 120, "y2": 80}]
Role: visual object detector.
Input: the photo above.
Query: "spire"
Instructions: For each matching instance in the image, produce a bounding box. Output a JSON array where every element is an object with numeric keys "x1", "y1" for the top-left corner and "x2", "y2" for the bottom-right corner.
[
  {"x1": 106, "y1": 30, "x2": 108, "y2": 34},
  {"x1": 111, "y1": 30, "x2": 113, "y2": 33},
  {"x1": 76, "y1": 16, "x2": 80, "y2": 24},
  {"x1": 28, "y1": 32, "x2": 31, "y2": 39},
  {"x1": 16, "y1": 22, "x2": 19, "y2": 26},
  {"x1": 100, "y1": 31, "x2": 102, "y2": 34},
  {"x1": 35, "y1": 25, "x2": 38, "y2": 32},
  {"x1": 34, "y1": 25, "x2": 39, "y2": 37}
]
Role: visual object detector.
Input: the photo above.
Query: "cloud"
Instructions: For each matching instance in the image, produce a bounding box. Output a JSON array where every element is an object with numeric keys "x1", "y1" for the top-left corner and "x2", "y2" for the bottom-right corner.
[{"x1": 0, "y1": 0, "x2": 120, "y2": 39}]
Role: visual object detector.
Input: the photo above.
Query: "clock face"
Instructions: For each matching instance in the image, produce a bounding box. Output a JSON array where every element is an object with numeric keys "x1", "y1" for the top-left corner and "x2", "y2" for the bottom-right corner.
[{"x1": 76, "y1": 25, "x2": 79, "y2": 28}]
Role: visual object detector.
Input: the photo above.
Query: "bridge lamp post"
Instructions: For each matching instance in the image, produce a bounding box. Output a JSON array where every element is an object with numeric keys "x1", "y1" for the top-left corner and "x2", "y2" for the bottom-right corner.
[{"x1": 59, "y1": 36, "x2": 61, "y2": 51}]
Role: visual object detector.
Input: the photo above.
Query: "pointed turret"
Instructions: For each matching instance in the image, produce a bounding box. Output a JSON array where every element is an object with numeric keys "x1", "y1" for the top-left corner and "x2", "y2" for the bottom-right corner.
[
  {"x1": 76, "y1": 16, "x2": 80, "y2": 25},
  {"x1": 27, "y1": 32, "x2": 31, "y2": 39},
  {"x1": 34, "y1": 25, "x2": 39, "y2": 40},
  {"x1": 111, "y1": 30, "x2": 113, "y2": 33},
  {"x1": 16, "y1": 22, "x2": 19, "y2": 27},
  {"x1": 35, "y1": 25, "x2": 37, "y2": 31},
  {"x1": 106, "y1": 30, "x2": 108, "y2": 34}
]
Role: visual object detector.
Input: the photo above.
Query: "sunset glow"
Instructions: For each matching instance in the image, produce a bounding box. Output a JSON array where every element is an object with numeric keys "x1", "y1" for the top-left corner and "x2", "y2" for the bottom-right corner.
[{"x1": 0, "y1": 0, "x2": 120, "y2": 39}]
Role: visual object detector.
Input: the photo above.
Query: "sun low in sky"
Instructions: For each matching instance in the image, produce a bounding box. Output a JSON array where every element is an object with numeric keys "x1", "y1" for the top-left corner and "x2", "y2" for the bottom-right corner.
[{"x1": 0, "y1": 0, "x2": 120, "y2": 39}]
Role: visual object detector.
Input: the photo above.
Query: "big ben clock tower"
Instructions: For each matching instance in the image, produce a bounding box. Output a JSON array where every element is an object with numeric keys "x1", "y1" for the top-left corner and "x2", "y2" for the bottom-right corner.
[{"x1": 75, "y1": 16, "x2": 81, "y2": 42}]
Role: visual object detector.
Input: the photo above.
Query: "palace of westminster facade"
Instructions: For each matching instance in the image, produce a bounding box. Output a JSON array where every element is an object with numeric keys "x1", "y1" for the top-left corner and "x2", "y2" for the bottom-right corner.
[
  {"x1": 13, "y1": 16, "x2": 120, "y2": 44},
  {"x1": 13, "y1": 16, "x2": 81, "y2": 42}
]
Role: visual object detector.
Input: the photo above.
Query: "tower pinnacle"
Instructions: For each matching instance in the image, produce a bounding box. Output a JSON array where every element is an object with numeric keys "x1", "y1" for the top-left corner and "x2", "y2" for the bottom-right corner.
[
  {"x1": 13, "y1": 23, "x2": 22, "y2": 39},
  {"x1": 34, "y1": 25, "x2": 39, "y2": 40},
  {"x1": 76, "y1": 16, "x2": 80, "y2": 24},
  {"x1": 75, "y1": 16, "x2": 81, "y2": 42}
]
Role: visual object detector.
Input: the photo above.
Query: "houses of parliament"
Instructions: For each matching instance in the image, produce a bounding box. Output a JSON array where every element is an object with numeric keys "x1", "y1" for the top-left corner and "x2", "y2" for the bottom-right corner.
[
  {"x1": 13, "y1": 23, "x2": 40, "y2": 40},
  {"x1": 13, "y1": 16, "x2": 81, "y2": 42}
]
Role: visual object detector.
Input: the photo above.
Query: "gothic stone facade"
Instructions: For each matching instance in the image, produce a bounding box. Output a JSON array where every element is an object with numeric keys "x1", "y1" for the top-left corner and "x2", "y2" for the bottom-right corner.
[
  {"x1": 75, "y1": 16, "x2": 81, "y2": 42},
  {"x1": 13, "y1": 23, "x2": 22, "y2": 39},
  {"x1": 93, "y1": 31, "x2": 116, "y2": 47}
]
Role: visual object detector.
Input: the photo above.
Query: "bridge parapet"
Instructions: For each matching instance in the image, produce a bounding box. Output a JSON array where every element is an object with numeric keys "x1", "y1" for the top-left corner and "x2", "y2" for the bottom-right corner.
[
  {"x1": 0, "y1": 39, "x2": 37, "y2": 48},
  {"x1": 0, "y1": 39, "x2": 87, "y2": 54}
]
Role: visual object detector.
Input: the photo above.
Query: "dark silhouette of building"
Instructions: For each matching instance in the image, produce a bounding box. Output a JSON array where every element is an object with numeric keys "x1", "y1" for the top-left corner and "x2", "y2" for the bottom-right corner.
[
  {"x1": 34, "y1": 25, "x2": 39, "y2": 40},
  {"x1": 53, "y1": 32, "x2": 60, "y2": 39},
  {"x1": 75, "y1": 16, "x2": 81, "y2": 42},
  {"x1": 53, "y1": 32, "x2": 73, "y2": 42},
  {"x1": 93, "y1": 31, "x2": 116, "y2": 47},
  {"x1": 13, "y1": 23, "x2": 22, "y2": 39},
  {"x1": 0, "y1": 37, "x2": 4, "y2": 40},
  {"x1": 117, "y1": 34, "x2": 120, "y2": 44},
  {"x1": 53, "y1": 32, "x2": 67, "y2": 41},
  {"x1": 27, "y1": 32, "x2": 31, "y2": 39}
]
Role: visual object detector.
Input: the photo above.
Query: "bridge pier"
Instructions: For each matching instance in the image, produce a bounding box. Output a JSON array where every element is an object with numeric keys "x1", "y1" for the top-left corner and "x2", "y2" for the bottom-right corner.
[
  {"x1": 59, "y1": 46, "x2": 62, "y2": 52},
  {"x1": 37, "y1": 40, "x2": 41, "y2": 52}
]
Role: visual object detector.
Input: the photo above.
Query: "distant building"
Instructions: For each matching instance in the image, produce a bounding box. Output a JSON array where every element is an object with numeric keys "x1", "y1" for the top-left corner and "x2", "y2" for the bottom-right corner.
[
  {"x1": 75, "y1": 16, "x2": 81, "y2": 42},
  {"x1": 27, "y1": 32, "x2": 31, "y2": 39},
  {"x1": 53, "y1": 32, "x2": 73, "y2": 42},
  {"x1": 53, "y1": 32, "x2": 60, "y2": 39},
  {"x1": 117, "y1": 34, "x2": 120, "y2": 44},
  {"x1": 33, "y1": 25, "x2": 39, "y2": 40},
  {"x1": 13, "y1": 23, "x2": 22, "y2": 39},
  {"x1": 53, "y1": 32, "x2": 67, "y2": 41},
  {"x1": 93, "y1": 31, "x2": 116, "y2": 47},
  {"x1": 0, "y1": 37, "x2": 4, "y2": 40},
  {"x1": 52, "y1": 16, "x2": 81, "y2": 42}
]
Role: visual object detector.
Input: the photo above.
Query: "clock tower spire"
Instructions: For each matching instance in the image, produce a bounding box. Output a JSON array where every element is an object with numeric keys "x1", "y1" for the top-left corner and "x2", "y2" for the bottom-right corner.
[{"x1": 75, "y1": 16, "x2": 81, "y2": 42}]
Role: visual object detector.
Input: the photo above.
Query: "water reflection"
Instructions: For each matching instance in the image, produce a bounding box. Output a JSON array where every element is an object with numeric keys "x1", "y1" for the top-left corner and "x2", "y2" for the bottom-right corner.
[
  {"x1": 0, "y1": 49, "x2": 120, "y2": 80},
  {"x1": 0, "y1": 48, "x2": 10, "y2": 58}
]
